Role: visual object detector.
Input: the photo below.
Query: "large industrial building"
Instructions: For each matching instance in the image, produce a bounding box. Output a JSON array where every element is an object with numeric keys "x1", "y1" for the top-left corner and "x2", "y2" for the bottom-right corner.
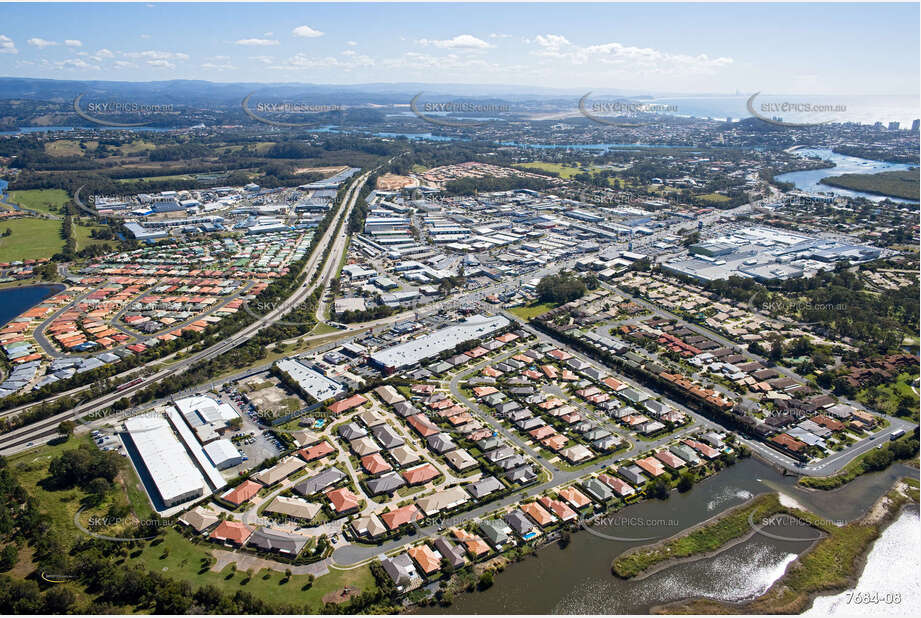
[
  {"x1": 663, "y1": 226, "x2": 885, "y2": 282},
  {"x1": 125, "y1": 394, "x2": 238, "y2": 511},
  {"x1": 276, "y1": 358, "x2": 347, "y2": 401},
  {"x1": 125, "y1": 415, "x2": 206, "y2": 508},
  {"x1": 370, "y1": 314, "x2": 510, "y2": 373}
]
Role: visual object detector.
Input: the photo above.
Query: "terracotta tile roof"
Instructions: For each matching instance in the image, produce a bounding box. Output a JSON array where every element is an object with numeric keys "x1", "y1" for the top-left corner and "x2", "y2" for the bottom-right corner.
[
  {"x1": 381, "y1": 504, "x2": 422, "y2": 530},
  {"x1": 221, "y1": 480, "x2": 262, "y2": 506},
  {"x1": 209, "y1": 520, "x2": 253, "y2": 545},
  {"x1": 325, "y1": 487, "x2": 360, "y2": 513}
]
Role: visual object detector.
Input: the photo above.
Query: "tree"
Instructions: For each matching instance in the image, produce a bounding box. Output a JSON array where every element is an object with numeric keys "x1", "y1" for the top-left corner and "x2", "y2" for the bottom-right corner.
[
  {"x1": 86, "y1": 477, "x2": 111, "y2": 497},
  {"x1": 477, "y1": 570, "x2": 494, "y2": 590},
  {"x1": 57, "y1": 420, "x2": 75, "y2": 439},
  {"x1": 0, "y1": 545, "x2": 17, "y2": 572},
  {"x1": 42, "y1": 586, "x2": 76, "y2": 613},
  {"x1": 557, "y1": 530, "x2": 571, "y2": 549},
  {"x1": 676, "y1": 471, "x2": 695, "y2": 493},
  {"x1": 648, "y1": 479, "x2": 669, "y2": 500},
  {"x1": 536, "y1": 271, "x2": 587, "y2": 304}
]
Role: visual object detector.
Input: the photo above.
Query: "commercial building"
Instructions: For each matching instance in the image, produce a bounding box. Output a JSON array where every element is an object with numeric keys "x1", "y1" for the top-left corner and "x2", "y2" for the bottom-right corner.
[
  {"x1": 276, "y1": 358, "x2": 346, "y2": 401},
  {"x1": 370, "y1": 315, "x2": 510, "y2": 373},
  {"x1": 125, "y1": 415, "x2": 205, "y2": 508}
]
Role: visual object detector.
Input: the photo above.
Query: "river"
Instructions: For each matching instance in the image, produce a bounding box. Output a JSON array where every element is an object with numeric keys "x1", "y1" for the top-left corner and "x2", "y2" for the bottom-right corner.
[
  {"x1": 420, "y1": 457, "x2": 914, "y2": 614},
  {"x1": 803, "y1": 507, "x2": 920, "y2": 616},
  {"x1": 774, "y1": 148, "x2": 918, "y2": 204}
]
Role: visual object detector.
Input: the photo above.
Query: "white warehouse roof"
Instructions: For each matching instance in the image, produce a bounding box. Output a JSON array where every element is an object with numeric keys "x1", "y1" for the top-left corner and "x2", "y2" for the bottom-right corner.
[
  {"x1": 203, "y1": 439, "x2": 243, "y2": 468},
  {"x1": 125, "y1": 415, "x2": 205, "y2": 506},
  {"x1": 276, "y1": 358, "x2": 346, "y2": 401},
  {"x1": 370, "y1": 314, "x2": 510, "y2": 370}
]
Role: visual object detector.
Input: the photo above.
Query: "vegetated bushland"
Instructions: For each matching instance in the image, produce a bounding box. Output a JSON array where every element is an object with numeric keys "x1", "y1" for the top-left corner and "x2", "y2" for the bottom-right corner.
[
  {"x1": 0, "y1": 451, "x2": 400, "y2": 615},
  {"x1": 536, "y1": 271, "x2": 589, "y2": 304},
  {"x1": 820, "y1": 168, "x2": 920, "y2": 201},
  {"x1": 443, "y1": 174, "x2": 553, "y2": 196}
]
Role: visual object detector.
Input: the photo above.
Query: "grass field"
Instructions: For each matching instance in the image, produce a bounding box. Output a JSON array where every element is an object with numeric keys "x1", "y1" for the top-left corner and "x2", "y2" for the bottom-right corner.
[
  {"x1": 696, "y1": 192, "x2": 731, "y2": 204},
  {"x1": 7, "y1": 188, "x2": 70, "y2": 216},
  {"x1": 130, "y1": 527, "x2": 375, "y2": 608},
  {"x1": 0, "y1": 217, "x2": 64, "y2": 261},
  {"x1": 310, "y1": 323, "x2": 341, "y2": 336},
  {"x1": 7, "y1": 434, "x2": 153, "y2": 548},
  {"x1": 507, "y1": 302, "x2": 557, "y2": 321},
  {"x1": 9, "y1": 432, "x2": 377, "y2": 609},
  {"x1": 119, "y1": 139, "x2": 156, "y2": 155},
  {"x1": 516, "y1": 161, "x2": 598, "y2": 179},
  {"x1": 856, "y1": 371, "x2": 919, "y2": 418},
  {"x1": 73, "y1": 221, "x2": 114, "y2": 252},
  {"x1": 44, "y1": 140, "x2": 97, "y2": 157}
]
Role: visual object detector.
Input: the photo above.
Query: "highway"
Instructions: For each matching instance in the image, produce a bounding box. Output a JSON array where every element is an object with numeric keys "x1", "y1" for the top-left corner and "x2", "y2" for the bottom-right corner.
[{"x1": 0, "y1": 170, "x2": 372, "y2": 455}]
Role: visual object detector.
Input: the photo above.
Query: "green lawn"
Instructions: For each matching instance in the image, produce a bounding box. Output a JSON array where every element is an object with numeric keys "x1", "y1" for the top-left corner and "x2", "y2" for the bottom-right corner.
[
  {"x1": 6, "y1": 434, "x2": 153, "y2": 548},
  {"x1": 0, "y1": 217, "x2": 65, "y2": 261},
  {"x1": 132, "y1": 528, "x2": 375, "y2": 608},
  {"x1": 310, "y1": 323, "x2": 341, "y2": 336},
  {"x1": 7, "y1": 189, "x2": 70, "y2": 216},
  {"x1": 696, "y1": 192, "x2": 731, "y2": 204},
  {"x1": 516, "y1": 161, "x2": 598, "y2": 179},
  {"x1": 507, "y1": 302, "x2": 557, "y2": 321},
  {"x1": 856, "y1": 371, "x2": 919, "y2": 419},
  {"x1": 74, "y1": 222, "x2": 114, "y2": 252}
]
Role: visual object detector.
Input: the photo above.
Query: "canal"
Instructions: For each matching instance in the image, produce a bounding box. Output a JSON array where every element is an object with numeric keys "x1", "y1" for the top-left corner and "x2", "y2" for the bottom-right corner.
[{"x1": 420, "y1": 456, "x2": 913, "y2": 614}]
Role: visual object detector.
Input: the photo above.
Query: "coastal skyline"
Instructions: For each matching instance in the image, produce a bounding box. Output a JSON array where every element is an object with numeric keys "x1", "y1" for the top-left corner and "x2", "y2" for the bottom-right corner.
[{"x1": 0, "y1": 2, "x2": 918, "y2": 95}]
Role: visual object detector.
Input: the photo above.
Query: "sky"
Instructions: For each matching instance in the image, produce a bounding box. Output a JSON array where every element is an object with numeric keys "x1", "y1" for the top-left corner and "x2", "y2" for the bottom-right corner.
[{"x1": 0, "y1": 2, "x2": 918, "y2": 95}]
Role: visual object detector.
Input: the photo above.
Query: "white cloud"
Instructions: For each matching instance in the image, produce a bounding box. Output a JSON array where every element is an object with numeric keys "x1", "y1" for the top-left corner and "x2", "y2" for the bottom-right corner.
[
  {"x1": 113, "y1": 60, "x2": 136, "y2": 69},
  {"x1": 0, "y1": 35, "x2": 17, "y2": 55},
  {"x1": 52, "y1": 58, "x2": 100, "y2": 70},
  {"x1": 528, "y1": 34, "x2": 733, "y2": 75},
  {"x1": 96, "y1": 48, "x2": 115, "y2": 59},
  {"x1": 236, "y1": 37, "x2": 279, "y2": 46},
  {"x1": 140, "y1": 34, "x2": 151, "y2": 39},
  {"x1": 202, "y1": 61, "x2": 235, "y2": 71},
  {"x1": 123, "y1": 50, "x2": 189, "y2": 61},
  {"x1": 489, "y1": 33, "x2": 512, "y2": 39},
  {"x1": 64, "y1": 39, "x2": 82, "y2": 48},
  {"x1": 270, "y1": 51, "x2": 374, "y2": 71},
  {"x1": 27, "y1": 37, "x2": 58, "y2": 49},
  {"x1": 292, "y1": 25, "x2": 324, "y2": 38},
  {"x1": 346, "y1": 40, "x2": 357, "y2": 47},
  {"x1": 531, "y1": 34, "x2": 571, "y2": 55},
  {"x1": 147, "y1": 59, "x2": 174, "y2": 69},
  {"x1": 417, "y1": 34, "x2": 493, "y2": 50},
  {"x1": 249, "y1": 55, "x2": 274, "y2": 65}
]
